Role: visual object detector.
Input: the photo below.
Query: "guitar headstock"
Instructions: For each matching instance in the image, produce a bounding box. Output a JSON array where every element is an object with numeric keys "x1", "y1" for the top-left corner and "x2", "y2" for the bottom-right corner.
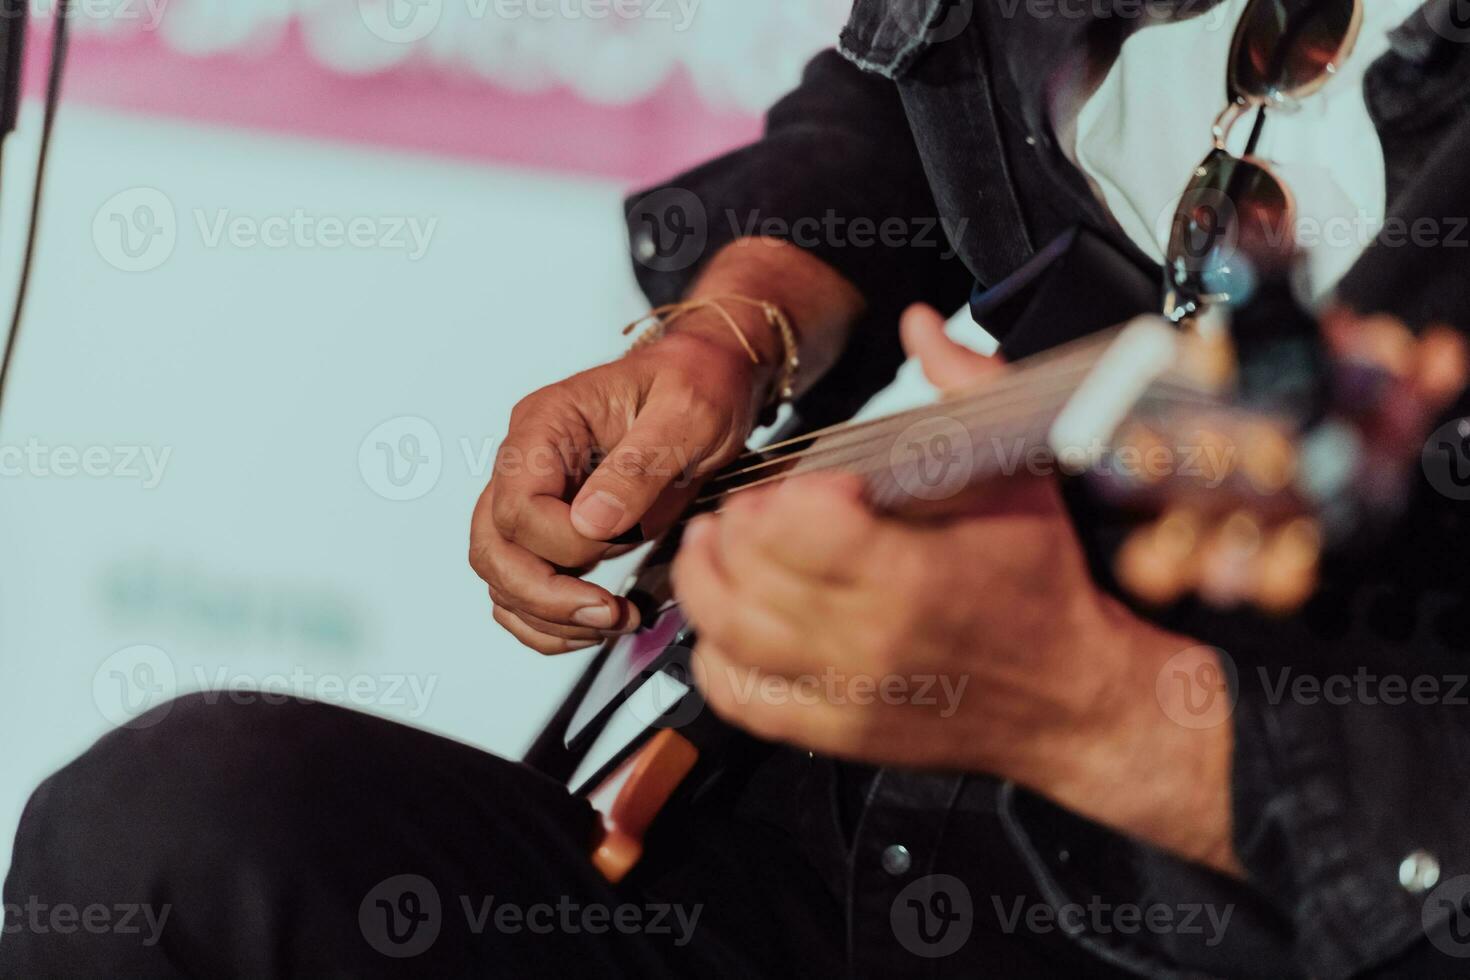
[{"x1": 1103, "y1": 305, "x2": 1468, "y2": 614}]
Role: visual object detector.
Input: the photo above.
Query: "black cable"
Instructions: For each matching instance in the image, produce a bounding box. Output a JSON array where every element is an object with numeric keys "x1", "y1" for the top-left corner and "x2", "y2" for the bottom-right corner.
[{"x1": 0, "y1": 1, "x2": 70, "y2": 422}]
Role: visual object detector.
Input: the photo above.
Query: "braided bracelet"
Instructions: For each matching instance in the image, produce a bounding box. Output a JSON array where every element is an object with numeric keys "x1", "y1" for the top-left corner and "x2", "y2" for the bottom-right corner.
[{"x1": 622, "y1": 295, "x2": 801, "y2": 409}]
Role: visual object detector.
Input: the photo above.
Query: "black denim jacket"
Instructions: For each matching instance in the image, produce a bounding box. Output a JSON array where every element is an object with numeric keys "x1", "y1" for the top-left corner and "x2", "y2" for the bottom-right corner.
[{"x1": 623, "y1": 2, "x2": 1470, "y2": 976}]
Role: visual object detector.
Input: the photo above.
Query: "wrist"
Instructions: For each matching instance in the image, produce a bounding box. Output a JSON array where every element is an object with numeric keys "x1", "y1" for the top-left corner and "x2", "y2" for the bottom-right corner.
[
  {"x1": 634, "y1": 328, "x2": 771, "y2": 417},
  {"x1": 1027, "y1": 600, "x2": 1242, "y2": 876},
  {"x1": 632, "y1": 302, "x2": 786, "y2": 410}
]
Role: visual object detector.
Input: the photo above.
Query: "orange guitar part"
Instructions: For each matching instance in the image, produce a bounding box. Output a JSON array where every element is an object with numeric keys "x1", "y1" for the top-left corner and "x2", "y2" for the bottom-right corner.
[{"x1": 587, "y1": 729, "x2": 700, "y2": 883}]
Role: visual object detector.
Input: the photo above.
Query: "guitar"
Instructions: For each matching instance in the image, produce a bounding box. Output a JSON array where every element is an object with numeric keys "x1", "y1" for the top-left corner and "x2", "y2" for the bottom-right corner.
[{"x1": 529, "y1": 279, "x2": 1465, "y2": 885}]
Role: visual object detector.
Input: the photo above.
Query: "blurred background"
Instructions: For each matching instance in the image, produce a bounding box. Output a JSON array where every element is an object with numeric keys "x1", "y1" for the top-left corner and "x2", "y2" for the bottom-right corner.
[{"x1": 0, "y1": 0, "x2": 955, "y2": 886}]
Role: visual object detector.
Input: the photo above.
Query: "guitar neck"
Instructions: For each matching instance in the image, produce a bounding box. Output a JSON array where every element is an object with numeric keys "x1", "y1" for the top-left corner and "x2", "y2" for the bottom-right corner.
[{"x1": 698, "y1": 320, "x2": 1204, "y2": 516}]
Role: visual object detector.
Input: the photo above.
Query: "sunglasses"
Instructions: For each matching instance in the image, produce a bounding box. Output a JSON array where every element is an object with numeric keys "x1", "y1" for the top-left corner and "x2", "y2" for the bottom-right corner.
[{"x1": 1163, "y1": 0, "x2": 1365, "y2": 321}]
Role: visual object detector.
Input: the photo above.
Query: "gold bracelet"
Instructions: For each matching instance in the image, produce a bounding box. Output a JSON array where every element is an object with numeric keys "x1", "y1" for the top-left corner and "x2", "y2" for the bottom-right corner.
[{"x1": 622, "y1": 295, "x2": 801, "y2": 408}]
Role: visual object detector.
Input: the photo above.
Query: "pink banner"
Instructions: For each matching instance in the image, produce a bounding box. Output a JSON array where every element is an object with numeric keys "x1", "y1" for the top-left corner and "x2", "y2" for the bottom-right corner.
[{"x1": 21, "y1": 5, "x2": 843, "y2": 184}]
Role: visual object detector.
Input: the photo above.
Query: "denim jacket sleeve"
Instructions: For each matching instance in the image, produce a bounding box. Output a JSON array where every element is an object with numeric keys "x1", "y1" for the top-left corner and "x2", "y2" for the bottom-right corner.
[{"x1": 622, "y1": 42, "x2": 973, "y2": 424}]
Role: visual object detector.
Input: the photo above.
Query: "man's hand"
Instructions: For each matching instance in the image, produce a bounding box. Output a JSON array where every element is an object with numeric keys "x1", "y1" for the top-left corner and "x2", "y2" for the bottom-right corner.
[
  {"x1": 470, "y1": 330, "x2": 763, "y2": 653},
  {"x1": 471, "y1": 237, "x2": 864, "y2": 655},
  {"x1": 671, "y1": 304, "x2": 1241, "y2": 875}
]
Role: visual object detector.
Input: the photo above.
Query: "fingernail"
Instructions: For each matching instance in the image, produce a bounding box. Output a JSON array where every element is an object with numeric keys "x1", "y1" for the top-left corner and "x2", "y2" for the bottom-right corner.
[
  {"x1": 572, "y1": 605, "x2": 616, "y2": 629},
  {"x1": 574, "y1": 490, "x2": 626, "y2": 536}
]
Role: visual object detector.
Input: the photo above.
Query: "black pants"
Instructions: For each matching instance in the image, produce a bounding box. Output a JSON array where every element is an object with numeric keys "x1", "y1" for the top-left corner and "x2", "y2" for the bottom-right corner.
[{"x1": 0, "y1": 694, "x2": 849, "y2": 978}]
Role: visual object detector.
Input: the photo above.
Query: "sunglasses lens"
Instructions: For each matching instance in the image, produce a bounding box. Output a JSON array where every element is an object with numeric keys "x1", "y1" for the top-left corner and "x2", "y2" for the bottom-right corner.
[
  {"x1": 1230, "y1": 0, "x2": 1357, "y2": 101},
  {"x1": 1166, "y1": 150, "x2": 1292, "y2": 306}
]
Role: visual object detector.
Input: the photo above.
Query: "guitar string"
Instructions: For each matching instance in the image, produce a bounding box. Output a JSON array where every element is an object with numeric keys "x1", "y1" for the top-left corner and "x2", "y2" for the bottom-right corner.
[
  {"x1": 704, "y1": 332, "x2": 1135, "y2": 493},
  {"x1": 699, "y1": 370, "x2": 1215, "y2": 502},
  {"x1": 731, "y1": 326, "x2": 1124, "y2": 464},
  {"x1": 709, "y1": 327, "x2": 1217, "y2": 492},
  {"x1": 694, "y1": 379, "x2": 1086, "y2": 505},
  {"x1": 711, "y1": 352, "x2": 1105, "y2": 483},
  {"x1": 690, "y1": 375, "x2": 1217, "y2": 512}
]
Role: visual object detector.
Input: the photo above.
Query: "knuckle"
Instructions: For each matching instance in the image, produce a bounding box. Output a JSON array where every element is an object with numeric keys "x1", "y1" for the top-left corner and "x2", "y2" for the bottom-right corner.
[
  {"x1": 508, "y1": 389, "x2": 549, "y2": 425},
  {"x1": 490, "y1": 491, "x2": 523, "y2": 540},
  {"x1": 609, "y1": 444, "x2": 662, "y2": 482}
]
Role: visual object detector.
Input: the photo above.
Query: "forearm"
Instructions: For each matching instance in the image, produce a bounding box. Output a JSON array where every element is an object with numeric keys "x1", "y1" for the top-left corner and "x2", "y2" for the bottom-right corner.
[{"x1": 1007, "y1": 596, "x2": 1242, "y2": 878}]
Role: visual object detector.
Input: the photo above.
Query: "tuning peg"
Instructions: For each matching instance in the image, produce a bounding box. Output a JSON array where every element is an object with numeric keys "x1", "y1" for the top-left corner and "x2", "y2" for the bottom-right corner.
[
  {"x1": 1255, "y1": 518, "x2": 1322, "y2": 614},
  {"x1": 1111, "y1": 421, "x2": 1170, "y2": 489},
  {"x1": 1115, "y1": 510, "x2": 1201, "y2": 606},
  {"x1": 1192, "y1": 427, "x2": 1239, "y2": 489},
  {"x1": 1322, "y1": 309, "x2": 1416, "y2": 378},
  {"x1": 1235, "y1": 421, "x2": 1296, "y2": 496},
  {"x1": 1413, "y1": 326, "x2": 1470, "y2": 407},
  {"x1": 1196, "y1": 510, "x2": 1262, "y2": 609}
]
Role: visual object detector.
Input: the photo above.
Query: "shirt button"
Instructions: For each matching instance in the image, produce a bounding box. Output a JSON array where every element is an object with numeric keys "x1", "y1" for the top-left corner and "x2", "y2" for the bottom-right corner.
[
  {"x1": 1399, "y1": 850, "x2": 1441, "y2": 894},
  {"x1": 634, "y1": 230, "x2": 658, "y2": 263},
  {"x1": 1024, "y1": 134, "x2": 1038, "y2": 147},
  {"x1": 881, "y1": 844, "x2": 912, "y2": 876}
]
